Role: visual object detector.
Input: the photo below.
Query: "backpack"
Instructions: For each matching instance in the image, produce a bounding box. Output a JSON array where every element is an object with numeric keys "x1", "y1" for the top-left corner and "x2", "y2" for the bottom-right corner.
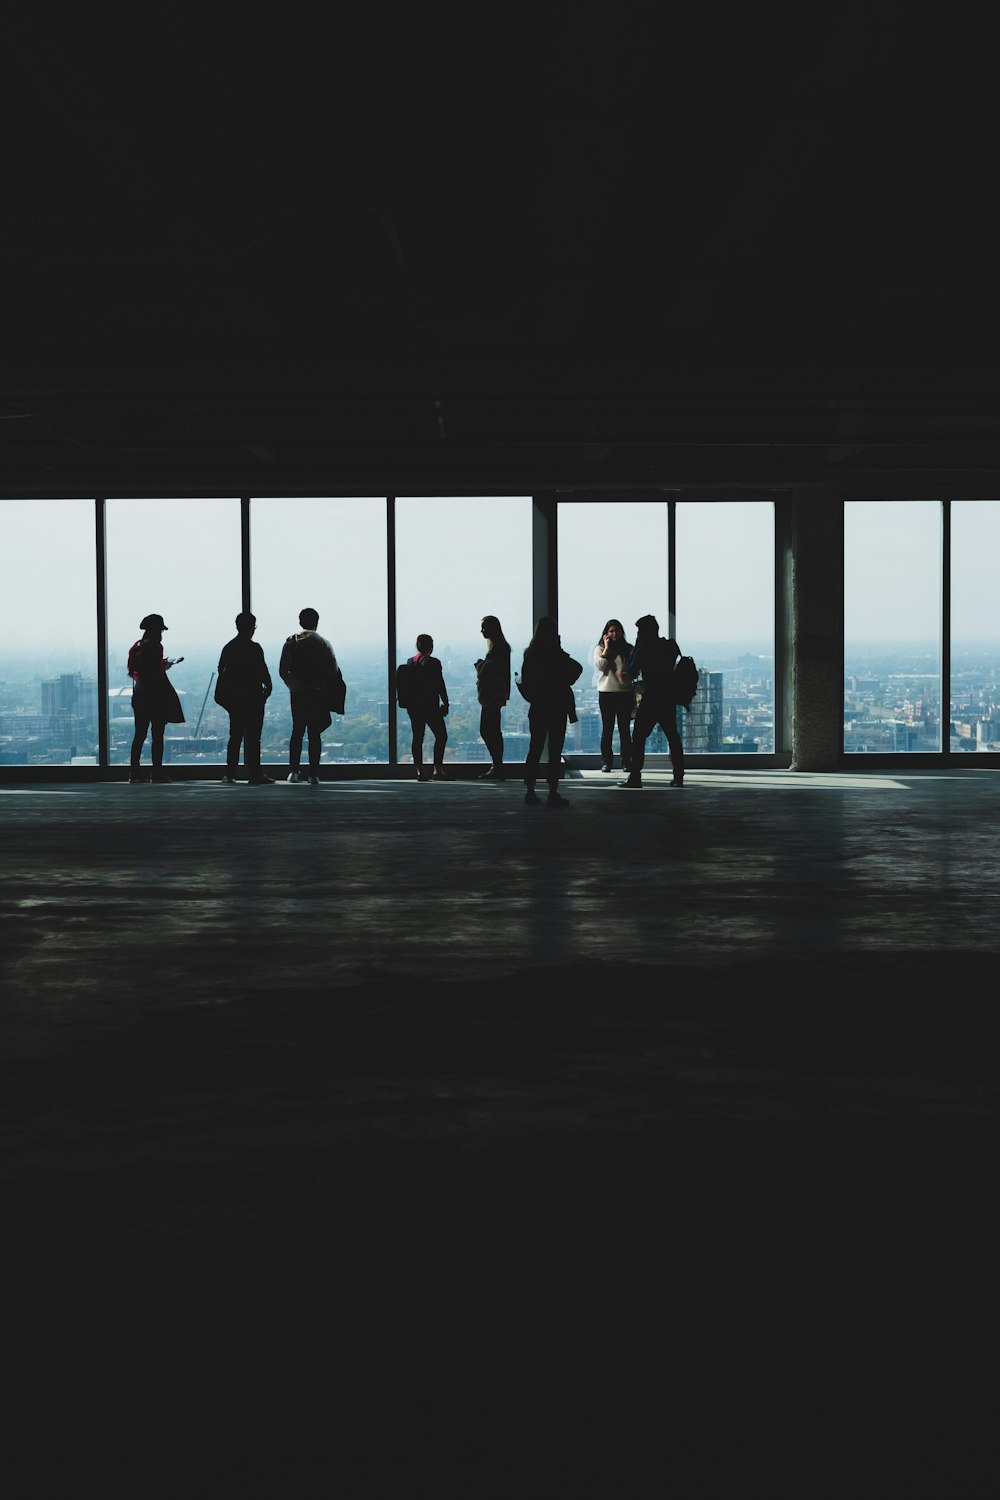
[
  {"x1": 672, "y1": 655, "x2": 699, "y2": 709},
  {"x1": 395, "y1": 660, "x2": 418, "y2": 709}
]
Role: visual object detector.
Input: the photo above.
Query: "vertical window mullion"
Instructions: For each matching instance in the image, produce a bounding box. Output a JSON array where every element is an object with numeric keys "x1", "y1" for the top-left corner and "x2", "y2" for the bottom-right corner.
[
  {"x1": 941, "y1": 498, "x2": 951, "y2": 755},
  {"x1": 666, "y1": 498, "x2": 676, "y2": 637},
  {"x1": 241, "y1": 497, "x2": 251, "y2": 615},
  {"x1": 95, "y1": 497, "x2": 109, "y2": 768},
  {"x1": 387, "y1": 496, "x2": 397, "y2": 765}
]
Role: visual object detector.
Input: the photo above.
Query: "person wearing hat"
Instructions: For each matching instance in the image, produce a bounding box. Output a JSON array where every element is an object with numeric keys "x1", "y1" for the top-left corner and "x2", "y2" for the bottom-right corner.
[
  {"x1": 215, "y1": 611, "x2": 275, "y2": 785},
  {"x1": 126, "y1": 614, "x2": 185, "y2": 783}
]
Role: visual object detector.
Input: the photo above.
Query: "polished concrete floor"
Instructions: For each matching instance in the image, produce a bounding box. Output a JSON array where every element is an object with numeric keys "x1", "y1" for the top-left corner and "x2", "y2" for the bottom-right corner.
[
  {"x1": 4, "y1": 766, "x2": 996, "y2": 1476},
  {"x1": 3, "y1": 763, "x2": 997, "y2": 1244}
]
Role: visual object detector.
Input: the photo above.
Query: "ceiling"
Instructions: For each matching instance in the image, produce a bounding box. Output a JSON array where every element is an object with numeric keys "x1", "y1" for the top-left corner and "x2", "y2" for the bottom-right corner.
[{"x1": 4, "y1": 5, "x2": 1000, "y2": 496}]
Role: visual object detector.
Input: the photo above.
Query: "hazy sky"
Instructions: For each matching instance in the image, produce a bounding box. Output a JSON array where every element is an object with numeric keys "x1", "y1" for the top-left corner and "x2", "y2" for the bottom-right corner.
[{"x1": 3, "y1": 497, "x2": 999, "y2": 667}]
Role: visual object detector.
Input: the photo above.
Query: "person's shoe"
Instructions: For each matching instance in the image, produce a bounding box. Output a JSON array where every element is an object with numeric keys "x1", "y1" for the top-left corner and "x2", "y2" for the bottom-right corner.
[
  {"x1": 287, "y1": 771, "x2": 302, "y2": 783},
  {"x1": 622, "y1": 762, "x2": 631, "y2": 773},
  {"x1": 524, "y1": 788, "x2": 541, "y2": 805},
  {"x1": 670, "y1": 777, "x2": 685, "y2": 787},
  {"x1": 600, "y1": 763, "x2": 612, "y2": 773},
  {"x1": 415, "y1": 769, "x2": 429, "y2": 781},
  {"x1": 128, "y1": 771, "x2": 147, "y2": 784},
  {"x1": 307, "y1": 774, "x2": 320, "y2": 786},
  {"x1": 619, "y1": 776, "x2": 642, "y2": 789},
  {"x1": 432, "y1": 768, "x2": 451, "y2": 781},
  {"x1": 547, "y1": 791, "x2": 570, "y2": 808},
  {"x1": 479, "y1": 766, "x2": 505, "y2": 780},
  {"x1": 150, "y1": 771, "x2": 173, "y2": 784},
  {"x1": 248, "y1": 774, "x2": 275, "y2": 785},
  {"x1": 220, "y1": 773, "x2": 238, "y2": 785}
]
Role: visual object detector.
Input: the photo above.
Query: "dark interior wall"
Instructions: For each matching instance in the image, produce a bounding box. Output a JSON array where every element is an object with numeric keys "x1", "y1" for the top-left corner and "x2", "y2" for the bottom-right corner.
[{"x1": 3, "y1": 9, "x2": 1000, "y2": 498}]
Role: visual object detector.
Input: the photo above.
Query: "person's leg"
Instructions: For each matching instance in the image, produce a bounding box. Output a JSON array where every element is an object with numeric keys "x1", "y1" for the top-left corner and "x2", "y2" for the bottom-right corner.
[
  {"x1": 623, "y1": 701, "x2": 653, "y2": 785},
  {"x1": 662, "y1": 705, "x2": 686, "y2": 784},
  {"x1": 479, "y1": 706, "x2": 505, "y2": 776},
  {"x1": 149, "y1": 720, "x2": 171, "y2": 781},
  {"x1": 130, "y1": 710, "x2": 150, "y2": 771},
  {"x1": 409, "y1": 711, "x2": 425, "y2": 765},
  {"x1": 226, "y1": 711, "x2": 242, "y2": 774},
  {"x1": 289, "y1": 708, "x2": 305, "y2": 771},
  {"x1": 307, "y1": 726, "x2": 322, "y2": 774},
  {"x1": 523, "y1": 710, "x2": 545, "y2": 802},
  {"x1": 546, "y1": 717, "x2": 569, "y2": 804},
  {"x1": 598, "y1": 693, "x2": 615, "y2": 769},
  {"x1": 427, "y1": 709, "x2": 448, "y2": 775},
  {"x1": 409, "y1": 711, "x2": 429, "y2": 778},
  {"x1": 245, "y1": 703, "x2": 264, "y2": 777},
  {"x1": 616, "y1": 696, "x2": 633, "y2": 771}
]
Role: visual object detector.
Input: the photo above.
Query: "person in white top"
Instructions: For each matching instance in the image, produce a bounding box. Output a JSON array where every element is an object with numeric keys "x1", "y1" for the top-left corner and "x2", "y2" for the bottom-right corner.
[{"x1": 592, "y1": 618, "x2": 634, "y2": 773}]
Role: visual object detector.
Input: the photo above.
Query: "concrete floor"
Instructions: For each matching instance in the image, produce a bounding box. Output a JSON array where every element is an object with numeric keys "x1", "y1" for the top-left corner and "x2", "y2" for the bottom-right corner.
[
  {"x1": 3, "y1": 766, "x2": 996, "y2": 1478},
  {"x1": 3, "y1": 763, "x2": 997, "y2": 1237}
]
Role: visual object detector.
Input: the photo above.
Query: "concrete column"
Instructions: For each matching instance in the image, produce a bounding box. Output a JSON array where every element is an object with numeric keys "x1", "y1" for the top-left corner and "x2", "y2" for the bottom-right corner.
[{"x1": 789, "y1": 486, "x2": 843, "y2": 771}]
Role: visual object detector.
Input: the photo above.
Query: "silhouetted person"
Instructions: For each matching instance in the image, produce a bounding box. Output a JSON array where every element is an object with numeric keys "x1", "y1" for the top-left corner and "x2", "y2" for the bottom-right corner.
[
  {"x1": 279, "y1": 607, "x2": 339, "y2": 785},
  {"x1": 621, "y1": 613, "x2": 685, "y2": 789},
  {"x1": 593, "y1": 617, "x2": 634, "y2": 773},
  {"x1": 518, "y1": 615, "x2": 583, "y2": 808},
  {"x1": 475, "y1": 614, "x2": 512, "y2": 779},
  {"x1": 216, "y1": 611, "x2": 274, "y2": 785},
  {"x1": 127, "y1": 613, "x2": 184, "y2": 783},
  {"x1": 400, "y1": 633, "x2": 450, "y2": 781}
]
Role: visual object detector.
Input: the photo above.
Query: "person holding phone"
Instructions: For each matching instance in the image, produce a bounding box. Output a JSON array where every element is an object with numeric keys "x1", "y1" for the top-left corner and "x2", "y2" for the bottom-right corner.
[
  {"x1": 593, "y1": 617, "x2": 634, "y2": 773},
  {"x1": 127, "y1": 613, "x2": 185, "y2": 783}
]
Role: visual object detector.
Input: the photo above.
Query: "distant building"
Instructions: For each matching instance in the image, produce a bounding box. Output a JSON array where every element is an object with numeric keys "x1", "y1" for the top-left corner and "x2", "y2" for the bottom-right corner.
[
  {"x1": 679, "y1": 670, "x2": 724, "y2": 752},
  {"x1": 41, "y1": 673, "x2": 97, "y2": 724}
]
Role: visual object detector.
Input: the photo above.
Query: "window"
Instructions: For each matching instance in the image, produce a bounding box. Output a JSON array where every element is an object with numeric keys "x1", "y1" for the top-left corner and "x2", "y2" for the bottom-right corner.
[
  {"x1": 251, "y1": 497, "x2": 389, "y2": 764},
  {"x1": 106, "y1": 498, "x2": 242, "y2": 765},
  {"x1": 395, "y1": 496, "x2": 533, "y2": 763},
  {"x1": 0, "y1": 500, "x2": 98, "y2": 766},
  {"x1": 556, "y1": 500, "x2": 668, "y2": 759},
  {"x1": 844, "y1": 501, "x2": 941, "y2": 753},
  {"x1": 950, "y1": 501, "x2": 1000, "y2": 755},
  {"x1": 676, "y1": 501, "x2": 775, "y2": 755}
]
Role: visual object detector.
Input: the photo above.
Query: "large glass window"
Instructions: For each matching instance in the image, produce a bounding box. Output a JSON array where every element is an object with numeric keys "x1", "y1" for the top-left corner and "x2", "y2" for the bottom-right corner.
[
  {"x1": 556, "y1": 501, "x2": 668, "y2": 760},
  {"x1": 251, "y1": 498, "x2": 389, "y2": 765},
  {"x1": 0, "y1": 499, "x2": 98, "y2": 766},
  {"x1": 106, "y1": 498, "x2": 242, "y2": 765},
  {"x1": 844, "y1": 501, "x2": 941, "y2": 753},
  {"x1": 676, "y1": 501, "x2": 775, "y2": 754},
  {"x1": 951, "y1": 501, "x2": 1000, "y2": 755},
  {"x1": 395, "y1": 496, "x2": 533, "y2": 764}
]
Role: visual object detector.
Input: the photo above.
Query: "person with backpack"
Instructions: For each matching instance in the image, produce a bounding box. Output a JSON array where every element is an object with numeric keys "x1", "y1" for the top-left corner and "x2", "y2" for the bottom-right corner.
[
  {"x1": 278, "y1": 607, "x2": 339, "y2": 784},
  {"x1": 215, "y1": 611, "x2": 275, "y2": 785},
  {"x1": 620, "y1": 613, "x2": 686, "y2": 789},
  {"x1": 518, "y1": 615, "x2": 583, "y2": 808},
  {"x1": 396, "y1": 633, "x2": 450, "y2": 781}
]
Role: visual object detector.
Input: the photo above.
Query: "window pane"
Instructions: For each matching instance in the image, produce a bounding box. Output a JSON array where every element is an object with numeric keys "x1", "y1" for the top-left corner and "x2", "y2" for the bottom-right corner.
[
  {"x1": 556, "y1": 500, "x2": 668, "y2": 761},
  {"x1": 0, "y1": 500, "x2": 97, "y2": 766},
  {"x1": 106, "y1": 498, "x2": 242, "y2": 765},
  {"x1": 951, "y1": 501, "x2": 1000, "y2": 755},
  {"x1": 676, "y1": 501, "x2": 775, "y2": 755},
  {"x1": 844, "y1": 500, "x2": 941, "y2": 753},
  {"x1": 395, "y1": 496, "x2": 533, "y2": 765},
  {"x1": 252, "y1": 497, "x2": 388, "y2": 766}
]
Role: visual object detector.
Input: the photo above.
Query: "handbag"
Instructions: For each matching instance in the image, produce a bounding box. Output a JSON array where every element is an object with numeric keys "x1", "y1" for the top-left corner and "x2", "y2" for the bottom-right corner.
[{"x1": 327, "y1": 667, "x2": 347, "y2": 715}]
